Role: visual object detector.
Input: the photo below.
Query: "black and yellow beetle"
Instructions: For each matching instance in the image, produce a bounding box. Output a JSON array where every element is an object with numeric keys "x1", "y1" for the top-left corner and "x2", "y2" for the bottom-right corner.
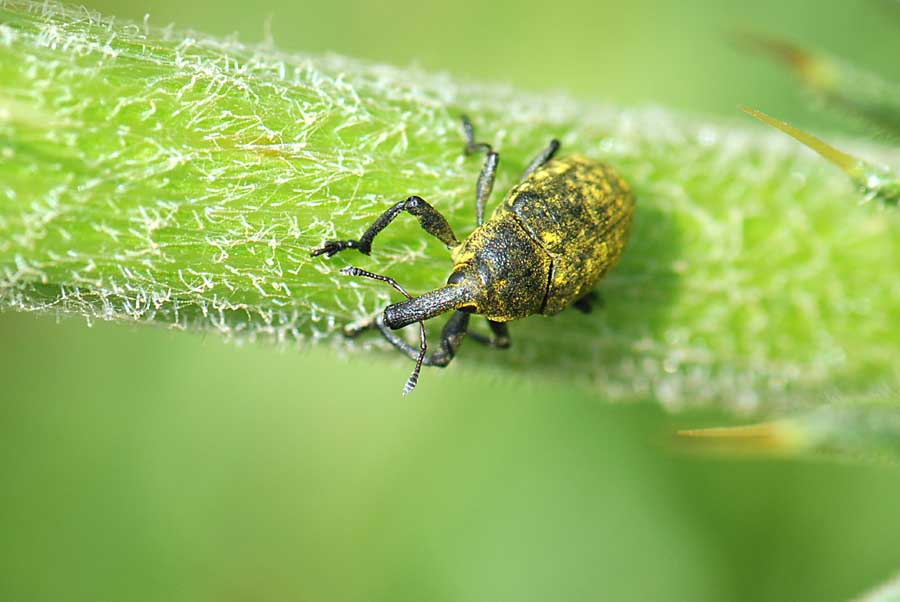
[{"x1": 312, "y1": 117, "x2": 635, "y2": 394}]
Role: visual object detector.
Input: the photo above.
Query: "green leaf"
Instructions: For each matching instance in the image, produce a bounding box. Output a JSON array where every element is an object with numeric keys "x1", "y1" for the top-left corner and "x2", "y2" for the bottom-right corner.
[{"x1": 2, "y1": 0, "x2": 900, "y2": 435}]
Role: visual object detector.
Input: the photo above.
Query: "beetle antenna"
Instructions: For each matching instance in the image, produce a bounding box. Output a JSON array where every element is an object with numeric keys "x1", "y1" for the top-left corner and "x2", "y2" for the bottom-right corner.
[{"x1": 340, "y1": 266, "x2": 427, "y2": 395}]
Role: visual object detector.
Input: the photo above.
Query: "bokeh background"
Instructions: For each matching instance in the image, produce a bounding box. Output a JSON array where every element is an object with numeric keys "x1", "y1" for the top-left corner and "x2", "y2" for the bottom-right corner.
[{"x1": 3, "y1": 1, "x2": 900, "y2": 601}]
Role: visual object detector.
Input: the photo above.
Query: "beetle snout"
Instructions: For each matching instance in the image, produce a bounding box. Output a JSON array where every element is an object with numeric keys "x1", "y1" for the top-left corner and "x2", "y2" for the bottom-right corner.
[
  {"x1": 382, "y1": 284, "x2": 474, "y2": 330},
  {"x1": 383, "y1": 302, "x2": 414, "y2": 330}
]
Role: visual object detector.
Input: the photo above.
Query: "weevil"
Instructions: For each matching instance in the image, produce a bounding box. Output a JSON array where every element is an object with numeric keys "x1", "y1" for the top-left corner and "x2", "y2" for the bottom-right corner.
[{"x1": 311, "y1": 116, "x2": 635, "y2": 394}]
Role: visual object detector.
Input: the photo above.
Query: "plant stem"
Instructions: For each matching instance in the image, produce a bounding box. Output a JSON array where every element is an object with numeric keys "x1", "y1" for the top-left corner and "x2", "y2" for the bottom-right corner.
[{"x1": 2, "y1": 0, "x2": 900, "y2": 414}]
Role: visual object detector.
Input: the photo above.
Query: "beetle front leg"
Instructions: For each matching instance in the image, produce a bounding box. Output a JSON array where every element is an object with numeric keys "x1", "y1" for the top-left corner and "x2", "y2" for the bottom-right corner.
[
  {"x1": 311, "y1": 196, "x2": 459, "y2": 258},
  {"x1": 352, "y1": 310, "x2": 472, "y2": 368}
]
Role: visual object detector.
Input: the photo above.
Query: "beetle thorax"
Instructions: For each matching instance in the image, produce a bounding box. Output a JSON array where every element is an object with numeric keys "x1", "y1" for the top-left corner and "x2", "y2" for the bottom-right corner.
[{"x1": 448, "y1": 213, "x2": 550, "y2": 322}]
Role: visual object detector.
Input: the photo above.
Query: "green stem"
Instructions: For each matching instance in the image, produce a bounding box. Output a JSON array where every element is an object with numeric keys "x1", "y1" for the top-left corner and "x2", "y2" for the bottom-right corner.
[{"x1": 2, "y1": 0, "x2": 900, "y2": 415}]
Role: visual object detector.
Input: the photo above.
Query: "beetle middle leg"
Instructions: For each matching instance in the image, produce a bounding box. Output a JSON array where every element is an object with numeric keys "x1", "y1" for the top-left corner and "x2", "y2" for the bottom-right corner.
[
  {"x1": 467, "y1": 319, "x2": 511, "y2": 348},
  {"x1": 311, "y1": 196, "x2": 459, "y2": 258},
  {"x1": 461, "y1": 115, "x2": 499, "y2": 226}
]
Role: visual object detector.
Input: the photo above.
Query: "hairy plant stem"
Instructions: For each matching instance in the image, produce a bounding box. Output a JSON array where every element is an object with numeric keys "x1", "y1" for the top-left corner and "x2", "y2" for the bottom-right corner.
[{"x1": 1, "y1": 0, "x2": 900, "y2": 418}]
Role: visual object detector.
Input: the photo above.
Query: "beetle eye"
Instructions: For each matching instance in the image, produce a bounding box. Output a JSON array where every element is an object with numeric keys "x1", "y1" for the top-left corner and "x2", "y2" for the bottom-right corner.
[{"x1": 447, "y1": 271, "x2": 466, "y2": 285}]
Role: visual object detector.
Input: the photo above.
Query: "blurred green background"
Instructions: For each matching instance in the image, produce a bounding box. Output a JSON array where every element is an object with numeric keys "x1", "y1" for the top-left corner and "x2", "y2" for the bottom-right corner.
[{"x1": 3, "y1": 1, "x2": 900, "y2": 601}]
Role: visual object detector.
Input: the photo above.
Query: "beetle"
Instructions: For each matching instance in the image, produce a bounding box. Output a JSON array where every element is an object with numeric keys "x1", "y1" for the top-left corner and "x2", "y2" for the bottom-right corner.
[{"x1": 311, "y1": 116, "x2": 635, "y2": 394}]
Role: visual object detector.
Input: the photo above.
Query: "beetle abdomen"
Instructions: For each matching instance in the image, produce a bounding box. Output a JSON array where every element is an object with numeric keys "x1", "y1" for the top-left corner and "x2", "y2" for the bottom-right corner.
[{"x1": 499, "y1": 155, "x2": 635, "y2": 315}]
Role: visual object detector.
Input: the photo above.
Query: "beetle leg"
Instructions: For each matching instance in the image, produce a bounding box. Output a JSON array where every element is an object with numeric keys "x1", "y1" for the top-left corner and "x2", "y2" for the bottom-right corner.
[
  {"x1": 573, "y1": 291, "x2": 602, "y2": 314},
  {"x1": 468, "y1": 319, "x2": 511, "y2": 349},
  {"x1": 365, "y1": 310, "x2": 471, "y2": 368},
  {"x1": 461, "y1": 115, "x2": 499, "y2": 226},
  {"x1": 474, "y1": 152, "x2": 499, "y2": 227},
  {"x1": 311, "y1": 196, "x2": 459, "y2": 258},
  {"x1": 519, "y1": 139, "x2": 561, "y2": 183}
]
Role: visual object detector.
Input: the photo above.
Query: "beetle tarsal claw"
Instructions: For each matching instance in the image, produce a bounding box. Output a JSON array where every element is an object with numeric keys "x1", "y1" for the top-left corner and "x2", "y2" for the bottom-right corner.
[
  {"x1": 311, "y1": 240, "x2": 361, "y2": 258},
  {"x1": 309, "y1": 241, "x2": 339, "y2": 257}
]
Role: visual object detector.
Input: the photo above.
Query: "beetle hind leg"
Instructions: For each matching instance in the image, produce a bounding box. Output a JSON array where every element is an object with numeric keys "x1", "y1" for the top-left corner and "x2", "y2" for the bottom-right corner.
[{"x1": 573, "y1": 291, "x2": 603, "y2": 314}]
